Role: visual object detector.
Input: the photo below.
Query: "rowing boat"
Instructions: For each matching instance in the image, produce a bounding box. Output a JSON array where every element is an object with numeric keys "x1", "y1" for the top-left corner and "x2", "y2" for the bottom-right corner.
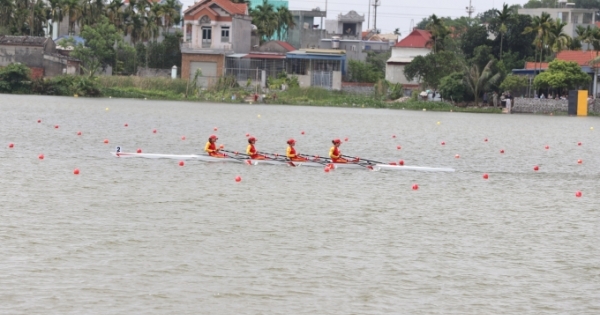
[{"x1": 111, "y1": 152, "x2": 455, "y2": 172}]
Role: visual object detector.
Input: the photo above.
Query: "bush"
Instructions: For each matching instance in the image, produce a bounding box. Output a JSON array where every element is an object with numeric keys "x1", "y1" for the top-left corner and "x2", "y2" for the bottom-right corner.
[
  {"x1": 411, "y1": 90, "x2": 419, "y2": 101},
  {"x1": 30, "y1": 75, "x2": 100, "y2": 96},
  {"x1": 439, "y1": 72, "x2": 467, "y2": 103},
  {"x1": 0, "y1": 63, "x2": 31, "y2": 93}
]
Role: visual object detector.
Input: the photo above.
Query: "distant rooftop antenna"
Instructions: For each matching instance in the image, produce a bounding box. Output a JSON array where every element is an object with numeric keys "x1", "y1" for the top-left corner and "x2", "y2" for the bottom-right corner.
[
  {"x1": 410, "y1": 18, "x2": 414, "y2": 31},
  {"x1": 466, "y1": 0, "x2": 475, "y2": 19}
]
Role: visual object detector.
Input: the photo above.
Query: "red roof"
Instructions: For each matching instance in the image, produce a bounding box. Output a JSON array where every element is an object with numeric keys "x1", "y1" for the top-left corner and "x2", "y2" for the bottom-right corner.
[
  {"x1": 556, "y1": 50, "x2": 598, "y2": 66},
  {"x1": 184, "y1": 0, "x2": 247, "y2": 15},
  {"x1": 525, "y1": 62, "x2": 548, "y2": 69},
  {"x1": 395, "y1": 29, "x2": 431, "y2": 48},
  {"x1": 274, "y1": 41, "x2": 296, "y2": 52}
]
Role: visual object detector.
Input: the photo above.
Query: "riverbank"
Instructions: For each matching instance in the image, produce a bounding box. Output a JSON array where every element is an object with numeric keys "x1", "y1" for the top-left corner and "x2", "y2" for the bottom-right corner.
[{"x1": 96, "y1": 76, "x2": 502, "y2": 113}]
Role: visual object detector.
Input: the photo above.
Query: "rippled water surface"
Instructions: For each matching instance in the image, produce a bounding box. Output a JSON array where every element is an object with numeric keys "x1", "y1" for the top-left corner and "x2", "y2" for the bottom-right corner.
[{"x1": 1, "y1": 95, "x2": 599, "y2": 314}]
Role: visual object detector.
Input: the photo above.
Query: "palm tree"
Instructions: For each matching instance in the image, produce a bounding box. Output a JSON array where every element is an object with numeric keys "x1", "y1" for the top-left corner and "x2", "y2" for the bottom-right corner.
[
  {"x1": 251, "y1": 0, "x2": 277, "y2": 42},
  {"x1": 494, "y1": 3, "x2": 512, "y2": 59},
  {"x1": 548, "y1": 19, "x2": 571, "y2": 55},
  {"x1": 425, "y1": 14, "x2": 449, "y2": 53},
  {"x1": 523, "y1": 12, "x2": 553, "y2": 76},
  {"x1": 61, "y1": 0, "x2": 81, "y2": 35},
  {"x1": 464, "y1": 59, "x2": 502, "y2": 106},
  {"x1": 107, "y1": 0, "x2": 124, "y2": 30},
  {"x1": 0, "y1": 0, "x2": 16, "y2": 29},
  {"x1": 149, "y1": 2, "x2": 163, "y2": 41},
  {"x1": 275, "y1": 6, "x2": 294, "y2": 41},
  {"x1": 162, "y1": 0, "x2": 180, "y2": 33}
]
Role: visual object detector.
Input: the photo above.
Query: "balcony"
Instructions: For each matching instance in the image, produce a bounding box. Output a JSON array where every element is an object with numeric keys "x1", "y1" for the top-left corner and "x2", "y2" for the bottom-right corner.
[{"x1": 181, "y1": 42, "x2": 234, "y2": 54}]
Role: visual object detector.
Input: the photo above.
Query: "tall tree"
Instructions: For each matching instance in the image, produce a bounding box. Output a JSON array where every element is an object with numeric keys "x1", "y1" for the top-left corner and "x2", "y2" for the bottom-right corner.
[
  {"x1": 494, "y1": 3, "x2": 512, "y2": 59},
  {"x1": 275, "y1": 6, "x2": 294, "y2": 41},
  {"x1": 523, "y1": 12, "x2": 553, "y2": 75},
  {"x1": 425, "y1": 14, "x2": 450, "y2": 53},
  {"x1": 463, "y1": 59, "x2": 502, "y2": 106},
  {"x1": 548, "y1": 18, "x2": 572, "y2": 55},
  {"x1": 250, "y1": 0, "x2": 277, "y2": 42}
]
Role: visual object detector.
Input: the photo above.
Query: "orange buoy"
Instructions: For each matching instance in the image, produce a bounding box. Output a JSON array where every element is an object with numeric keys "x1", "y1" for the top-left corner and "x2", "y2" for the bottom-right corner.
[
  {"x1": 219, "y1": 144, "x2": 224, "y2": 149},
  {"x1": 324, "y1": 167, "x2": 330, "y2": 173},
  {"x1": 73, "y1": 168, "x2": 80, "y2": 175},
  {"x1": 38, "y1": 154, "x2": 44, "y2": 160},
  {"x1": 235, "y1": 175, "x2": 242, "y2": 182},
  {"x1": 392, "y1": 135, "x2": 396, "y2": 138},
  {"x1": 178, "y1": 161, "x2": 184, "y2": 166},
  {"x1": 575, "y1": 191, "x2": 582, "y2": 198},
  {"x1": 484, "y1": 138, "x2": 488, "y2": 142},
  {"x1": 245, "y1": 133, "x2": 249, "y2": 137},
  {"x1": 344, "y1": 137, "x2": 348, "y2": 142},
  {"x1": 483, "y1": 173, "x2": 489, "y2": 179},
  {"x1": 578, "y1": 142, "x2": 582, "y2": 146},
  {"x1": 103, "y1": 139, "x2": 109, "y2": 144},
  {"x1": 136, "y1": 149, "x2": 142, "y2": 153},
  {"x1": 577, "y1": 159, "x2": 583, "y2": 164}
]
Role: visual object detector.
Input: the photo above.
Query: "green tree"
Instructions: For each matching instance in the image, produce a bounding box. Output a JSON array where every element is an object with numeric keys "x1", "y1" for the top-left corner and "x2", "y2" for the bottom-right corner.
[
  {"x1": 548, "y1": 18, "x2": 572, "y2": 55},
  {"x1": 67, "y1": 16, "x2": 123, "y2": 77},
  {"x1": 499, "y1": 74, "x2": 529, "y2": 94},
  {"x1": 461, "y1": 24, "x2": 491, "y2": 59},
  {"x1": 439, "y1": 72, "x2": 467, "y2": 103},
  {"x1": 251, "y1": 0, "x2": 277, "y2": 42},
  {"x1": 494, "y1": 3, "x2": 512, "y2": 59},
  {"x1": 425, "y1": 14, "x2": 450, "y2": 53},
  {"x1": 534, "y1": 60, "x2": 591, "y2": 91},
  {"x1": 404, "y1": 51, "x2": 462, "y2": 90},
  {"x1": 275, "y1": 6, "x2": 295, "y2": 41},
  {"x1": 464, "y1": 59, "x2": 502, "y2": 106},
  {"x1": 523, "y1": 12, "x2": 553, "y2": 74},
  {"x1": 346, "y1": 60, "x2": 382, "y2": 83},
  {"x1": 0, "y1": 63, "x2": 31, "y2": 93}
]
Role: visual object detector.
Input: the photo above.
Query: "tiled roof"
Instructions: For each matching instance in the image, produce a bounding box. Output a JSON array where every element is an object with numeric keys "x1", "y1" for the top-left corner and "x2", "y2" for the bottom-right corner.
[
  {"x1": 0, "y1": 35, "x2": 48, "y2": 46},
  {"x1": 525, "y1": 62, "x2": 548, "y2": 69},
  {"x1": 274, "y1": 41, "x2": 296, "y2": 52},
  {"x1": 556, "y1": 50, "x2": 598, "y2": 66},
  {"x1": 185, "y1": 0, "x2": 247, "y2": 15},
  {"x1": 394, "y1": 29, "x2": 431, "y2": 48}
]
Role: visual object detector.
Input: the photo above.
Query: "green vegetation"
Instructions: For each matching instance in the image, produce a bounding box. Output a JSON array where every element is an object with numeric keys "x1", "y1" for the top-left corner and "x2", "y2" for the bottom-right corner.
[
  {"x1": 534, "y1": 60, "x2": 591, "y2": 91},
  {"x1": 248, "y1": 0, "x2": 295, "y2": 42},
  {"x1": 0, "y1": 63, "x2": 31, "y2": 93}
]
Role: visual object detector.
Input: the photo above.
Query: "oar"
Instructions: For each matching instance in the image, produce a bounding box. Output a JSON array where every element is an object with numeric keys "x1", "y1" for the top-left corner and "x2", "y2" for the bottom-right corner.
[
  {"x1": 341, "y1": 154, "x2": 383, "y2": 164},
  {"x1": 225, "y1": 150, "x2": 297, "y2": 167},
  {"x1": 208, "y1": 149, "x2": 255, "y2": 165}
]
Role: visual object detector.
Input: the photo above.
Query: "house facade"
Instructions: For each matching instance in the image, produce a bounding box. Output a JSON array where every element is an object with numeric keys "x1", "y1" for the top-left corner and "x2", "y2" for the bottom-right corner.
[
  {"x1": 181, "y1": 0, "x2": 252, "y2": 86},
  {"x1": 385, "y1": 29, "x2": 431, "y2": 90},
  {"x1": 518, "y1": 8, "x2": 597, "y2": 43}
]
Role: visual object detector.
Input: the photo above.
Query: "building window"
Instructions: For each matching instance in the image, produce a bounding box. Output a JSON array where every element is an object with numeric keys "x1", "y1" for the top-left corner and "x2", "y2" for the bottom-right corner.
[
  {"x1": 221, "y1": 26, "x2": 230, "y2": 42},
  {"x1": 583, "y1": 13, "x2": 593, "y2": 24},
  {"x1": 185, "y1": 24, "x2": 192, "y2": 42},
  {"x1": 202, "y1": 27, "x2": 212, "y2": 48},
  {"x1": 557, "y1": 12, "x2": 569, "y2": 23},
  {"x1": 571, "y1": 13, "x2": 581, "y2": 24}
]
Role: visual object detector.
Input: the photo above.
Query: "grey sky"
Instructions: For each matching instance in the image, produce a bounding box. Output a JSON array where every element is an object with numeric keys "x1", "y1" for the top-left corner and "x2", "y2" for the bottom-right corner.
[{"x1": 182, "y1": 0, "x2": 529, "y2": 35}]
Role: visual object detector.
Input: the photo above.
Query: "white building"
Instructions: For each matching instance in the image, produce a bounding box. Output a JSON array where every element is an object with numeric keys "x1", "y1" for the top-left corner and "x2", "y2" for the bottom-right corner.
[{"x1": 385, "y1": 29, "x2": 431, "y2": 90}]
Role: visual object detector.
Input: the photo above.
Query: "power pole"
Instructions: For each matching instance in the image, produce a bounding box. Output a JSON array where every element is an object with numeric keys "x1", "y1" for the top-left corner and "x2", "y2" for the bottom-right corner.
[
  {"x1": 372, "y1": 0, "x2": 380, "y2": 33},
  {"x1": 466, "y1": 0, "x2": 475, "y2": 19},
  {"x1": 367, "y1": 1, "x2": 371, "y2": 30}
]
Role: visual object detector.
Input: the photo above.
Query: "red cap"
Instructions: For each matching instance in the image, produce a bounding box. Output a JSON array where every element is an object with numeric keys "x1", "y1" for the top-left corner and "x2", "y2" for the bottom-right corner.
[
  {"x1": 333, "y1": 138, "x2": 341, "y2": 144},
  {"x1": 248, "y1": 137, "x2": 256, "y2": 142},
  {"x1": 287, "y1": 138, "x2": 296, "y2": 144},
  {"x1": 209, "y1": 134, "x2": 218, "y2": 140}
]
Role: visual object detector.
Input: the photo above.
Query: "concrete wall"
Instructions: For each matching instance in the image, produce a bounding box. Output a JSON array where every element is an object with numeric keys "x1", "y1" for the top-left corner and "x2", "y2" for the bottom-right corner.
[
  {"x1": 288, "y1": 29, "x2": 326, "y2": 49},
  {"x1": 181, "y1": 53, "x2": 224, "y2": 81},
  {"x1": 512, "y1": 98, "x2": 600, "y2": 114},
  {"x1": 342, "y1": 82, "x2": 374, "y2": 94},
  {"x1": 296, "y1": 73, "x2": 311, "y2": 88},
  {"x1": 332, "y1": 71, "x2": 342, "y2": 90},
  {"x1": 390, "y1": 46, "x2": 430, "y2": 58},
  {"x1": 0, "y1": 45, "x2": 45, "y2": 67},
  {"x1": 232, "y1": 16, "x2": 252, "y2": 54},
  {"x1": 386, "y1": 64, "x2": 419, "y2": 85}
]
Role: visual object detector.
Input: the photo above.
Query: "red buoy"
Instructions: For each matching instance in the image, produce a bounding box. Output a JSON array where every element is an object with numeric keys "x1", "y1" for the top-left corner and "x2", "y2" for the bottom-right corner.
[
  {"x1": 578, "y1": 142, "x2": 582, "y2": 146},
  {"x1": 545, "y1": 145, "x2": 549, "y2": 150},
  {"x1": 38, "y1": 154, "x2": 44, "y2": 160},
  {"x1": 412, "y1": 184, "x2": 419, "y2": 190},
  {"x1": 77, "y1": 131, "x2": 82, "y2": 136},
  {"x1": 301, "y1": 131, "x2": 305, "y2": 135},
  {"x1": 483, "y1": 173, "x2": 489, "y2": 179},
  {"x1": 344, "y1": 137, "x2": 348, "y2": 142},
  {"x1": 392, "y1": 135, "x2": 396, "y2": 138},
  {"x1": 152, "y1": 129, "x2": 157, "y2": 133},
  {"x1": 455, "y1": 154, "x2": 460, "y2": 158},
  {"x1": 245, "y1": 133, "x2": 249, "y2": 137},
  {"x1": 235, "y1": 175, "x2": 242, "y2": 182},
  {"x1": 219, "y1": 144, "x2": 224, "y2": 149},
  {"x1": 8, "y1": 143, "x2": 14, "y2": 148},
  {"x1": 54, "y1": 125, "x2": 59, "y2": 129},
  {"x1": 324, "y1": 167, "x2": 330, "y2": 173},
  {"x1": 124, "y1": 123, "x2": 128, "y2": 127},
  {"x1": 441, "y1": 141, "x2": 446, "y2": 145},
  {"x1": 181, "y1": 136, "x2": 186, "y2": 140},
  {"x1": 534, "y1": 165, "x2": 539, "y2": 171},
  {"x1": 399, "y1": 160, "x2": 404, "y2": 166},
  {"x1": 214, "y1": 127, "x2": 218, "y2": 131},
  {"x1": 103, "y1": 139, "x2": 109, "y2": 144},
  {"x1": 577, "y1": 159, "x2": 583, "y2": 164},
  {"x1": 73, "y1": 168, "x2": 80, "y2": 175},
  {"x1": 179, "y1": 161, "x2": 184, "y2": 166},
  {"x1": 136, "y1": 149, "x2": 142, "y2": 153},
  {"x1": 484, "y1": 138, "x2": 488, "y2": 142},
  {"x1": 397, "y1": 145, "x2": 401, "y2": 150},
  {"x1": 500, "y1": 149, "x2": 505, "y2": 154},
  {"x1": 37, "y1": 119, "x2": 41, "y2": 123},
  {"x1": 575, "y1": 191, "x2": 582, "y2": 198}
]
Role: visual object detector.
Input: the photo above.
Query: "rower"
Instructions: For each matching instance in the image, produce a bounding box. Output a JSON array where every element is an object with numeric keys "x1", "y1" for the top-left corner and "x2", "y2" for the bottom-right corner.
[
  {"x1": 205, "y1": 134, "x2": 226, "y2": 158},
  {"x1": 246, "y1": 137, "x2": 267, "y2": 160},
  {"x1": 286, "y1": 139, "x2": 308, "y2": 162},
  {"x1": 329, "y1": 138, "x2": 358, "y2": 163}
]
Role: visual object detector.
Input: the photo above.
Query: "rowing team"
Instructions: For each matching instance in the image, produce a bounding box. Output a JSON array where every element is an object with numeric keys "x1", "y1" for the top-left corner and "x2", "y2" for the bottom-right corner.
[{"x1": 204, "y1": 134, "x2": 360, "y2": 163}]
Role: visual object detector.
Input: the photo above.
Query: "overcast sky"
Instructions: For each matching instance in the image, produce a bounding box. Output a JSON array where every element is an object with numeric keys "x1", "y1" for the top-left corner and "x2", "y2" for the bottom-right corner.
[{"x1": 183, "y1": 0, "x2": 529, "y2": 35}]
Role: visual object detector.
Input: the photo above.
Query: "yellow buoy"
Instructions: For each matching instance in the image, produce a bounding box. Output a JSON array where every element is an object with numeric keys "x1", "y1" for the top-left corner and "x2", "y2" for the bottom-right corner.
[
  {"x1": 437, "y1": 121, "x2": 441, "y2": 125},
  {"x1": 105, "y1": 108, "x2": 109, "y2": 111},
  {"x1": 74, "y1": 94, "x2": 78, "y2": 98},
  {"x1": 423, "y1": 108, "x2": 427, "y2": 111},
  {"x1": 257, "y1": 114, "x2": 261, "y2": 118},
  {"x1": 591, "y1": 127, "x2": 594, "y2": 130}
]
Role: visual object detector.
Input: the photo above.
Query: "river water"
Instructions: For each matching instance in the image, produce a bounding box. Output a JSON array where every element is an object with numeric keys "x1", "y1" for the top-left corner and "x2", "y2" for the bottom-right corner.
[{"x1": 1, "y1": 94, "x2": 598, "y2": 314}]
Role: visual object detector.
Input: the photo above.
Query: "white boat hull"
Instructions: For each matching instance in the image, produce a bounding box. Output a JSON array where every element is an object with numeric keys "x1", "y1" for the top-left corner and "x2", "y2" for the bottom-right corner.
[{"x1": 110, "y1": 152, "x2": 455, "y2": 172}]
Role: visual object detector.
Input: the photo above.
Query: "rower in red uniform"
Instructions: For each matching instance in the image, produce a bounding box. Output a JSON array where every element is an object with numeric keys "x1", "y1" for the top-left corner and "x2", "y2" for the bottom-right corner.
[
  {"x1": 329, "y1": 138, "x2": 358, "y2": 163},
  {"x1": 246, "y1": 137, "x2": 267, "y2": 160},
  {"x1": 205, "y1": 134, "x2": 226, "y2": 158},
  {"x1": 286, "y1": 139, "x2": 308, "y2": 162}
]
